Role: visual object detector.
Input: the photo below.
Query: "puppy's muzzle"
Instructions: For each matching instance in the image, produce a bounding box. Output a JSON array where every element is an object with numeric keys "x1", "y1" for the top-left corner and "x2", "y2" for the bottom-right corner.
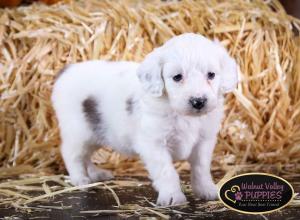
[{"x1": 189, "y1": 97, "x2": 207, "y2": 110}]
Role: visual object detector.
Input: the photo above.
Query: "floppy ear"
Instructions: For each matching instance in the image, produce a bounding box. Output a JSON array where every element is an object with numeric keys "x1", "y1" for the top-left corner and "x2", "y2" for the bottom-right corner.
[
  {"x1": 220, "y1": 53, "x2": 238, "y2": 94},
  {"x1": 137, "y1": 48, "x2": 165, "y2": 97}
]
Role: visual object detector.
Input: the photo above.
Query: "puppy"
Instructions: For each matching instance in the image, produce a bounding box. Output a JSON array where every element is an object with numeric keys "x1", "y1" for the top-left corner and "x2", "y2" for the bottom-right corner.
[{"x1": 52, "y1": 33, "x2": 238, "y2": 206}]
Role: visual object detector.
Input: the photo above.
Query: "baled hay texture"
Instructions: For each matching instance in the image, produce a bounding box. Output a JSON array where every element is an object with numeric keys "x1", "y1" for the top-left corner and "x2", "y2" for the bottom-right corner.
[{"x1": 0, "y1": 0, "x2": 300, "y2": 175}]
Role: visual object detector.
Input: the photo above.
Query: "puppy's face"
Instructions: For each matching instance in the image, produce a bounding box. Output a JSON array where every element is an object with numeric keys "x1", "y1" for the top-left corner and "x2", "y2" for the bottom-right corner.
[
  {"x1": 137, "y1": 33, "x2": 238, "y2": 116},
  {"x1": 163, "y1": 61, "x2": 220, "y2": 116}
]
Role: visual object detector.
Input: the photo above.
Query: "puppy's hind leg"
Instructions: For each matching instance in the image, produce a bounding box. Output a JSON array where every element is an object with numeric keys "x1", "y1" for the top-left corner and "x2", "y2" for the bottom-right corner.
[
  {"x1": 82, "y1": 96, "x2": 114, "y2": 182},
  {"x1": 87, "y1": 159, "x2": 114, "y2": 182},
  {"x1": 62, "y1": 137, "x2": 114, "y2": 186},
  {"x1": 61, "y1": 136, "x2": 94, "y2": 186},
  {"x1": 59, "y1": 112, "x2": 99, "y2": 186},
  {"x1": 60, "y1": 96, "x2": 113, "y2": 185},
  {"x1": 55, "y1": 94, "x2": 95, "y2": 186}
]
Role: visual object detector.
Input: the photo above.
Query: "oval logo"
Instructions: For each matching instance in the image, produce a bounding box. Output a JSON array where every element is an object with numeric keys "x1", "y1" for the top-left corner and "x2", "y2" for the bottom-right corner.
[{"x1": 219, "y1": 173, "x2": 294, "y2": 214}]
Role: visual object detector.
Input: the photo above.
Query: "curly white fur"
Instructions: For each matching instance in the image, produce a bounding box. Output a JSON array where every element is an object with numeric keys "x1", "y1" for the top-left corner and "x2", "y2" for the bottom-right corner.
[{"x1": 51, "y1": 33, "x2": 238, "y2": 206}]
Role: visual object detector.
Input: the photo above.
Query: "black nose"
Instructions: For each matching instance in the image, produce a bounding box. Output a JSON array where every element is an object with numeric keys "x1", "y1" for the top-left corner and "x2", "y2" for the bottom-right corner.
[{"x1": 189, "y1": 97, "x2": 207, "y2": 110}]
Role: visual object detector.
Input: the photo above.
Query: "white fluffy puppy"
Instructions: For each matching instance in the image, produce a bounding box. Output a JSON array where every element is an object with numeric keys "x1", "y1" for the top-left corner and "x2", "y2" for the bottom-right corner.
[{"x1": 52, "y1": 33, "x2": 238, "y2": 206}]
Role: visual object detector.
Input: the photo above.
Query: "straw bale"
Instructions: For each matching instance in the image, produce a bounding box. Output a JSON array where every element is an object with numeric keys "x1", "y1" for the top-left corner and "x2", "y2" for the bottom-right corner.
[{"x1": 0, "y1": 0, "x2": 300, "y2": 176}]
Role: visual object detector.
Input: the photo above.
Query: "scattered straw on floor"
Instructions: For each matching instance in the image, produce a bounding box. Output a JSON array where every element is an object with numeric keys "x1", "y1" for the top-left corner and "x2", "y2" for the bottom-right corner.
[
  {"x1": 0, "y1": 174, "x2": 148, "y2": 207},
  {"x1": 0, "y1": 168, "x2": 299, "y2": 217},
  {"x1": 0, "y1": 0, "x2": 300, "y2": 177},
  {"x1": 0, "y1": 173, "x2": 208, "y2": 218}
]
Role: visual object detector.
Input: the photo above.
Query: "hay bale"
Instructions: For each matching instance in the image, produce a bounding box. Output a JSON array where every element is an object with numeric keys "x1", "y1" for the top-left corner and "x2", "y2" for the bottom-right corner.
[{"x1": 0, "y1": 0, "x2": 299, "y2": 175}]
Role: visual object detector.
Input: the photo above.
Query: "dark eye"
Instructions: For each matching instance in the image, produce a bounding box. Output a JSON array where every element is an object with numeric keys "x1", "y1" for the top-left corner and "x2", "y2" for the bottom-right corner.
[
  {"x1": 173, "y1": 74, "x2": 183, "y2": 82},
  {"x1": 207, "y1": 72, "x2": 215, "y2": 80}
]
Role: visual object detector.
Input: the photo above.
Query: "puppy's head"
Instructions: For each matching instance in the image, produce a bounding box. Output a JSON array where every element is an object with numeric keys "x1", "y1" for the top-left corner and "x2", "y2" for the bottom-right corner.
[{"x1": 137, "y1": 33, "x2": 238, "y2": 116}]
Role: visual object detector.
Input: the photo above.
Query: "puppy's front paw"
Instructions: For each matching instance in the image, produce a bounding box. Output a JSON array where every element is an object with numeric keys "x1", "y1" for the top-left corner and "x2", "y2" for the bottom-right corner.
[
  {"x1": 156, "y1": 190, "x2": 187, "y2": 206},
  {"x1": 193, "y1": 182, "x2": 219, "y2": 201}
]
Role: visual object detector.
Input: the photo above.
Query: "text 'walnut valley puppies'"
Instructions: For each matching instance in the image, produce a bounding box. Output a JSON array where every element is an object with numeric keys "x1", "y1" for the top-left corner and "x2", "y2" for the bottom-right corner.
[{"x1": 52, "y1": 33, "x2": 238, "y2": 206}]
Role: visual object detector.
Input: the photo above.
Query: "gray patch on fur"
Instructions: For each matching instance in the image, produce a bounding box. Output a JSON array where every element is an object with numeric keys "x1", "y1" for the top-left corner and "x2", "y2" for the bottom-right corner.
[
  {"x1": 126, "y1": 97, "x2": 136, "y2": 114},
  {"x1": 144, "y1": 73, "x2": 152, "y2": 81},
  {"x1": 82, "y1": 97, "x2": 101, "y2": 131},
  {"x1": 55, "y1": 65, "x2": 70, "y2": 80}
]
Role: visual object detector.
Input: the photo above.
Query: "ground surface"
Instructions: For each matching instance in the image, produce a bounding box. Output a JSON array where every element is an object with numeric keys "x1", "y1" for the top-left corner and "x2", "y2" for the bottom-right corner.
[{"x1": 0, "y1": 171, "x2": 299, "y2": 220}]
